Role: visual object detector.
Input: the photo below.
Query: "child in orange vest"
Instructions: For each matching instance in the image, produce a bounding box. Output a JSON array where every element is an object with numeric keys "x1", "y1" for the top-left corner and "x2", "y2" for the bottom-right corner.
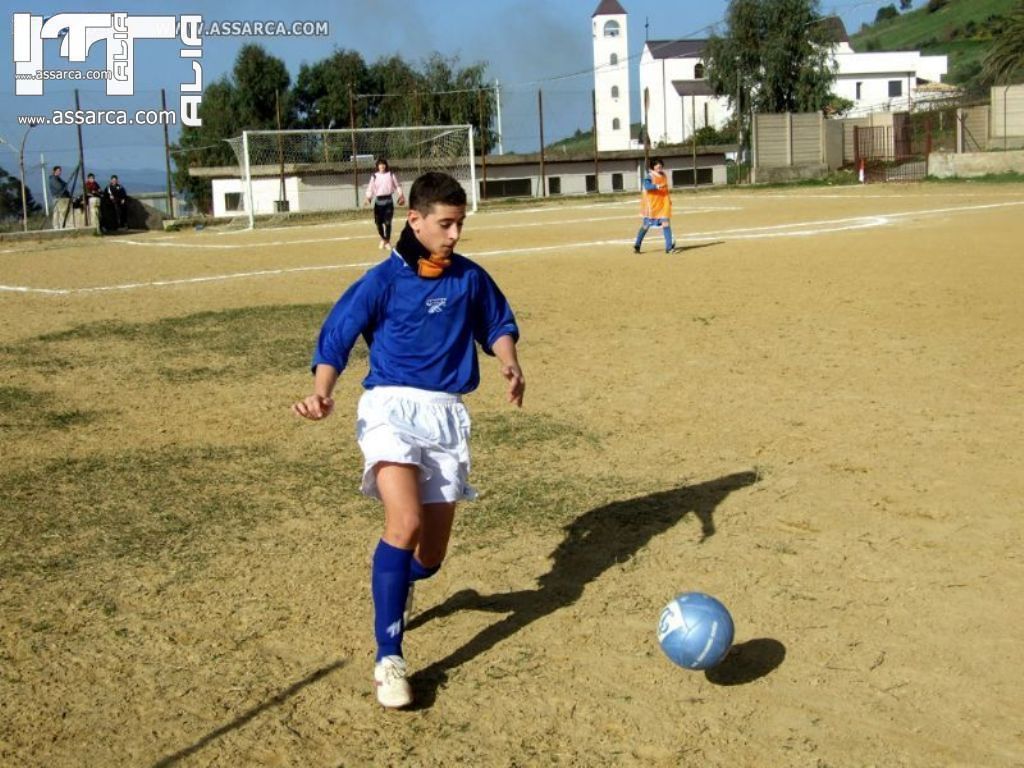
[{"x1": 633, "y1": 157, "x2": 676, "y2": 254}]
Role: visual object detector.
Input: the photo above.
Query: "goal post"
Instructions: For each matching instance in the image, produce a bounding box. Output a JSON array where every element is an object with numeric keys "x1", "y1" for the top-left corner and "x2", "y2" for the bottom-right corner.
[{"x1": 226, "y1": 125, "x2": 478, "y2": 228}]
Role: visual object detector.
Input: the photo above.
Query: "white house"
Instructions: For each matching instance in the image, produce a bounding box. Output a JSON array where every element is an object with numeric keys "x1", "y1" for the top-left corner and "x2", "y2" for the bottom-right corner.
[
  {"x1": 595, "y1": 3, "x2": 949, "y2": 148},
  {"x1": 833, "y1": 53, "x2": 948, "y2": 115}
]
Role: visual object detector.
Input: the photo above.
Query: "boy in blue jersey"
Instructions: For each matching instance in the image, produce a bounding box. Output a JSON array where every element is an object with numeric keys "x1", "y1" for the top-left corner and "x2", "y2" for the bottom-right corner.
[{"x1": 292, "y1": 172, "x2": 525, "y2": 708}]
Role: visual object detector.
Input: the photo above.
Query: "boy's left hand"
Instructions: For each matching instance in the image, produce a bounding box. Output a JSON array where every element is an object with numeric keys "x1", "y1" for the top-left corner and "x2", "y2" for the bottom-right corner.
[{"x1": 501, "y1": 363, "x2": 525, "y2": 408}]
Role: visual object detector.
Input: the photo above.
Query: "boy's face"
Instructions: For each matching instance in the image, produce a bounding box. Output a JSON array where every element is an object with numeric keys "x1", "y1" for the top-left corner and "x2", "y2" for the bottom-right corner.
[{"x1": 408, "y1": 203, "x2": 466, "y2": 256}]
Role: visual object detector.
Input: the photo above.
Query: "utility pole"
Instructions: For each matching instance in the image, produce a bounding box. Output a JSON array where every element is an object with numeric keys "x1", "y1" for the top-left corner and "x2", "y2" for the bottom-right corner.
[
  {"x1": 494, "y1": 80, "x2": 504, "y2": 155},
  {"x1": 74, "y1": 89, "x2": 87, "y2": 227},
  {"x1": 19, "y1": 126, "x2": 35, "y2": 231},
  {"x1": 40, "y1": 153, "x2": 49, "y2": 216},
  {"x1": 2, "y1": 127, "x2": 38, "y2": 231},
  {"x1": 538, "y1": 89, "x2": 546, "y2": 197},
  {"x1": 161, "y1": 89, "x2": 175, "y2": 217}
]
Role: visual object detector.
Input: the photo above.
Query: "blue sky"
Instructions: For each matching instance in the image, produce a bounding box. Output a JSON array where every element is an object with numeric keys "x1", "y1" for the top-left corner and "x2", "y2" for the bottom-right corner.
[{"x1": 1, "y1": 0, "x2": 924, "y2": 196}]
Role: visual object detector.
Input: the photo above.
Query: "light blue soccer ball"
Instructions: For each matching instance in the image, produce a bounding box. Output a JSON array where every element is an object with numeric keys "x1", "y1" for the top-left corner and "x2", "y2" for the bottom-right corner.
[{"x1": 657, "y1": 592, "x2": 734, "y2": 670}]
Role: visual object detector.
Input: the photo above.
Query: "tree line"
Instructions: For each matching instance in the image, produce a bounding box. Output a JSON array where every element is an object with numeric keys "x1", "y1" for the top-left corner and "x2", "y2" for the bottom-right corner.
[
  {"x1": 0, "y1": 166, "x2": 41, "y2": 224},
  {"x1": 173, "y1": 44, "x2": 495, "y2": 212}
]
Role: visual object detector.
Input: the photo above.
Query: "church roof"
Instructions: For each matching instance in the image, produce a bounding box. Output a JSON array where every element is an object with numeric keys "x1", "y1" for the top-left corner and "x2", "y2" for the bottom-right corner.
[
  {"x1": 592, "y1": 0, "x2": 628, "y2": 17},
  {"x1": 646, "y1": 39, "x2": 707, "y2": 59},
  {"x1": 672, "y1": 80, "x2": 715, "y2": 97}
]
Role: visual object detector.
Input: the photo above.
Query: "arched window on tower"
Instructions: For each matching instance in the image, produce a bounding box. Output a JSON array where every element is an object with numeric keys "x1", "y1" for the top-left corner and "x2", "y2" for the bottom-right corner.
[
  {"x1": 610, "y1": 53, "x2": 618, "y2": 66},
  {"x1": 612, "y1": 118, "x2": 621, "y2": 131},
  {"x1": 694, "y1": 62, "x2": 705, "y2": 79},
  {"x1": 603, "y1": 20, "x2": 620, "y2": 37},
  {"x1": 611, "y1": 85, "x2": 619, "y2": 99}
]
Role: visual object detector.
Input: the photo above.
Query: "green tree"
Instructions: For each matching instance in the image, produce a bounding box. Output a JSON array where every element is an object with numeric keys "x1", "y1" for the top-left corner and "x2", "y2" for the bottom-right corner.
[
  {"x1": 703, "y1": 0, "x2": 838, "y2": 119},
  {"x1": 293, "y1": 50, "x2": 371, "y2": 128},
  {"x1": 982, "y1": 1, "x2": 1024, "y2": 84},
  {"x1": 232, "y1": 44, "x2": 293, "y2": 129},
  {"x1": 876, "y1": 5, "x2": 899, "y2": 23},
  {"x1": 172, "y1": 45, "x2": 291, "y2": 213},
  {"x1": 417, "y1": 54, "x2": 496, "y2": 151},
  {"x1": 366, "y1": 55, "x2": 423, "y2": 128},
  {"x1": 171, "y1": 45, "x2": 499, "y2": 211},
  {"x1": 0, "y1": 164, "x2": 40, "y2": 221}
]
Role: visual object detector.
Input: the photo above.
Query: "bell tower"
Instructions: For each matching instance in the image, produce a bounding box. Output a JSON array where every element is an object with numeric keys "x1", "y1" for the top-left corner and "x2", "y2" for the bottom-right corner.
[{"x1": 592, "y1": 0, "x2": 631, "y2": 151}]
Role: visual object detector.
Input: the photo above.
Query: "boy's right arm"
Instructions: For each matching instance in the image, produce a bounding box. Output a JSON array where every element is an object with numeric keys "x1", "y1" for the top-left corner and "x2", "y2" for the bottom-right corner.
[{"x1": 292, "y1": 364, "x2": 340, "y2": 420}]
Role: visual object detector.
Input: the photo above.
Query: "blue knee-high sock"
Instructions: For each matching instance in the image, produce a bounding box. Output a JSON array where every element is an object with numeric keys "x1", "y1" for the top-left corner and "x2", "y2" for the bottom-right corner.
[
  {"x1": 409, "y1": 558, "x2": 441, "y2": 582},
  {"x1": 634, "y1": 226, "x2": 649, "y2": 248},
  {"x1": 371, "y1": 539, "x2": 414, "y2": 661},
  {"x1": 663, "y1": 225, "x2": 674, "y2": 251}
]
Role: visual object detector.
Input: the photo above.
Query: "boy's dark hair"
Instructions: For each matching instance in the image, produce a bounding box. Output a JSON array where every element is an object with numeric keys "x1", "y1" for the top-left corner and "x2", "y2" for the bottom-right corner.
[
  {"x1": 53, "y1": 165, "x2": 62, "y2": 173},
  {"x1": 649, "y1": 157, "x2": 664, "y2": 169},
  {"x1": 409, "y1": 171, "x2": 466, "y2": 214},
  {"x1": 87, "y1": 173, "x2": 95, "y2": 179}
]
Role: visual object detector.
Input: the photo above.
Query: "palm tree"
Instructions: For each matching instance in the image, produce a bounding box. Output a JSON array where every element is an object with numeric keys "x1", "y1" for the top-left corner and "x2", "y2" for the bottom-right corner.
[{"x1": 982, "y1": 1, "x2": 1024, "y2": 83}]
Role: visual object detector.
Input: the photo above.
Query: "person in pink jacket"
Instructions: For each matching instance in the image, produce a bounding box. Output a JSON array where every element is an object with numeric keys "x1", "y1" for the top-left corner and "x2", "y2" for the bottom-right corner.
[{"x1": 364, "y1": 158, "x2": 406, "y2": 250}]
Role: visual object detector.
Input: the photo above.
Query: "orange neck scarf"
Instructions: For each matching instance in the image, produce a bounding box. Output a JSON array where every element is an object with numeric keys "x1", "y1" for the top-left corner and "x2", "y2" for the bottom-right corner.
[
  {"x1": 417, "y1": 253, "x2": 451, "y2": 278},
  {"x1": 396, "y1": 223, "x2": 452, "y2": 279}
]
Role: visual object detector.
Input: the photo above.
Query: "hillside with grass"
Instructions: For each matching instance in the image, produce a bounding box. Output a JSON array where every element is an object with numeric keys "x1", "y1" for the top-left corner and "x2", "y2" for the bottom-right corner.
[
  {"x1": 545, "y1": 123, "x2": 644, "y2": 155},
  {"x1": 850, "y1": 0, "x2": 1018, "y2": 90}
]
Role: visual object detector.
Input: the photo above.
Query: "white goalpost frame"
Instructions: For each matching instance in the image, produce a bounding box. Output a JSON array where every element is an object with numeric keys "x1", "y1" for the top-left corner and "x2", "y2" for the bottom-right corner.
[
  {"x1": 241, "y1": 130, "x2": 255, "y2": 230},
  {"x1": 468, "y1": 126, "x2": 477, "y2": 211},
  {"x1": 237, "y1": 124, "x2": 477, "y2": 230}
]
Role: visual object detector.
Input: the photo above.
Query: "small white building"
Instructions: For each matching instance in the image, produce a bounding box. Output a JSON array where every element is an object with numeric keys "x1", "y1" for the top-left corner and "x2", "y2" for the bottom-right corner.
[{"x1": 190, "y1": 147, "x2": 734, "y2": 218}]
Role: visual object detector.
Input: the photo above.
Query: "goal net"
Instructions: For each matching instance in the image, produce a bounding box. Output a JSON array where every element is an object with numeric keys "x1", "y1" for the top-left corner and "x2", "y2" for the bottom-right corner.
[{"x1": 224, "y1": 125, "x2": 477, "y2": 228}]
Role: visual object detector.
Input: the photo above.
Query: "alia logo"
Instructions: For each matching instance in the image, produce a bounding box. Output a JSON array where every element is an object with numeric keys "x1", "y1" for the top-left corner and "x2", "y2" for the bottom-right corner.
[
  {"x1": 425, "y1": 298, "x2": 447, "y2": 314},
  {"x1": 12, "y1": 12, "x2": 203, "y2": 126}
]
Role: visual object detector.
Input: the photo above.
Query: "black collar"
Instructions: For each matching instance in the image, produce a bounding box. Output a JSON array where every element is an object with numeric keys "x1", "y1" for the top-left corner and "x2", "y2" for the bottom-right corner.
[{"x1": 394, "y1": 223, "x2": 429, "y2": 271}]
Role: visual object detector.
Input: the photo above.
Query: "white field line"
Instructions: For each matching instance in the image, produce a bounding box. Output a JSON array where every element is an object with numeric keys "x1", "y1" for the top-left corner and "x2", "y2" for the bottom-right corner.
[
  {"x1": 0, "y1": 262, "x2": 381, "y2": 295},
  {"x1": 117, "y1": 206, "x2": 744, "y2": 250},
  {"x1": 2, "y1": 200, "x2": 1021, "y2": 296},
  {"x1": 196, "y1": 199, "x2": 639, "y2": 237},
  {"x1": 119, "y1": 233, "x2": 371, "y2": 249}
]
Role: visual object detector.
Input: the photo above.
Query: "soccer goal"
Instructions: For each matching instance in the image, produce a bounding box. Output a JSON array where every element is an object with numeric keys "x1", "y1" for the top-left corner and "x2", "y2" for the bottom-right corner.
[{"x1": 224, "y1": 125, "x2": 477, "y2": 228}]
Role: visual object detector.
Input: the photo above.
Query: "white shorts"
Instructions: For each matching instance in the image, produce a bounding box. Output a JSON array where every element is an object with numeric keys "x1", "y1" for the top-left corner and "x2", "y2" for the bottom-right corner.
[{"x1": 355, "y1": 386, "x2": 476, "y2": 504}]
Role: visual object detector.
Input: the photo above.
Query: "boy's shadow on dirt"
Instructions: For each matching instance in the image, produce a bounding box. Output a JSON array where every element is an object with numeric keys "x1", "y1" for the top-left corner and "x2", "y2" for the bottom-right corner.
[
  {"x1": 408, "y1": 469, "x2": 779, "y2": 709},
  {"x1": 671, "y1": 240, "x2": 724, "y2": 254}
]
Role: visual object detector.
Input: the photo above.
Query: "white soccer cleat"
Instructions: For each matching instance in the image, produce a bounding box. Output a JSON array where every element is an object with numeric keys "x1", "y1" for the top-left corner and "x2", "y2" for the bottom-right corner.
[{"x1": 374, "y1": 655, "x2": 413, "y2": 708}]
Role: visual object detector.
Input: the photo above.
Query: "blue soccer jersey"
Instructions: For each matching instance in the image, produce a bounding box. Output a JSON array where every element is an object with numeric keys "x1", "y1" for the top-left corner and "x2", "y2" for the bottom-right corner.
[{"x1": 313, "y1": 253, "x2": 519, "y2": 394}]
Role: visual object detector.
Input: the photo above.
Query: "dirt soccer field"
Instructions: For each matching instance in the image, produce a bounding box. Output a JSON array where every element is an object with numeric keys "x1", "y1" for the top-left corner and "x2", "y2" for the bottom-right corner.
[{"x1": 2, "y1": 182, "x2": 1023, "y2": 767}]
